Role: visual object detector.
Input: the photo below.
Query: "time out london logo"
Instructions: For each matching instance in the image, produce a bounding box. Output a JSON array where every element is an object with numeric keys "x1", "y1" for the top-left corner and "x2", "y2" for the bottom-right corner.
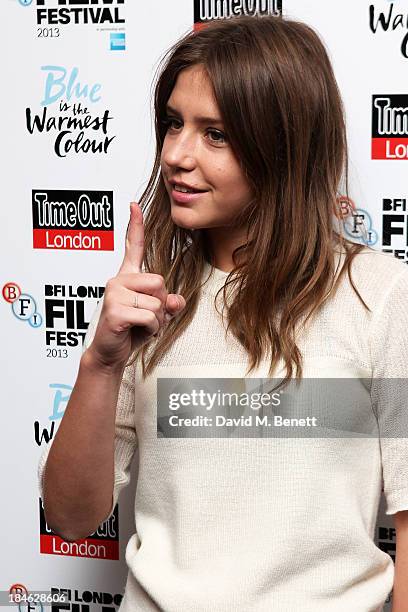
[
  {"x1": 193, "y1": 0, "x2": 282, "y2": 30},
  {"x1": 40, "y1": 498, "x2": 120, "y2": 560},
  {"x1": 372, "y1": 95, "x2": 408, "y2": 159},
  {"x1": 32, "y1": 190, "x2": 114, "y2": 250}
]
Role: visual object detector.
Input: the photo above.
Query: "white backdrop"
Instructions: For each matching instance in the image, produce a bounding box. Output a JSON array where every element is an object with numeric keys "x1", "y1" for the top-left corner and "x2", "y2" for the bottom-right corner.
[{"x1": 1, "y1": 1, "x2": 406, "y2": 609}]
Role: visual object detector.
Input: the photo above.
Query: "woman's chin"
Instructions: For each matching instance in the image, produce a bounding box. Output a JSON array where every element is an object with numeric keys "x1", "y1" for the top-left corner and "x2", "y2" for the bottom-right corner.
[{"x1": 170, "y1": 207, "x2": 204, "y2": 229}]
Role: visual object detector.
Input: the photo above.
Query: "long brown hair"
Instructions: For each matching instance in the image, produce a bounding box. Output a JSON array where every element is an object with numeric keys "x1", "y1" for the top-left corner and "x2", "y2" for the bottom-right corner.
[{"x1": 133, "y1": 14, "x2": 370, "y2": 384}]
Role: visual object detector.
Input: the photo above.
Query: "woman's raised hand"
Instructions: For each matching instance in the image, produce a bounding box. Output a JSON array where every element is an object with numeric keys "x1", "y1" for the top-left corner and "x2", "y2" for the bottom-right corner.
[{"x1": 86, "y1": 202, "x2": 186, "y2": 370}]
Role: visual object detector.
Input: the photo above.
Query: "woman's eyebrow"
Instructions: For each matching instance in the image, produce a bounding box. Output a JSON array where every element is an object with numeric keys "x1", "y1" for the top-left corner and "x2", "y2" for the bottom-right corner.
[{"x1": 165, "y1": 104, "x2": 224, "y2": 125}]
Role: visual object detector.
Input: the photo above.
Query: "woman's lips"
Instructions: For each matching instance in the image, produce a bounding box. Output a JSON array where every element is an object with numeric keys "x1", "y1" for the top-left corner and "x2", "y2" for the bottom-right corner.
[{"x1": 171, "y1": 188, "x2": 208, "y2": 204}]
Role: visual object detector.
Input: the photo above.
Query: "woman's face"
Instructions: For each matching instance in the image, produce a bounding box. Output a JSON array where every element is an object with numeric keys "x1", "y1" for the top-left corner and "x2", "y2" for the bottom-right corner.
[{"x1": 160, "y1": 64, "x2": 253, "y2": 233}]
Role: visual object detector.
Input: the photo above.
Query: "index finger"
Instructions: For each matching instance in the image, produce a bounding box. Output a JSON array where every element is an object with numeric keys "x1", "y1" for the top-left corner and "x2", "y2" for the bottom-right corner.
[{"x1": 120, "y1": 202, "x2": 144, "y2": 274}]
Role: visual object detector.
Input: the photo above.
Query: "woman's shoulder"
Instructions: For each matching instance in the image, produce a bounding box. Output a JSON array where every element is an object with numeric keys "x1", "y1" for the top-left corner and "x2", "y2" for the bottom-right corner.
[
  {"x1": 348, "y1": 246, "x2": 408, "y2": 286},
  {"x1": 347, "y1": 246, "x2": 407, "y2": 276},
  {"x1": 336, "y1": 246, "x2": 408, "y2": 312}
]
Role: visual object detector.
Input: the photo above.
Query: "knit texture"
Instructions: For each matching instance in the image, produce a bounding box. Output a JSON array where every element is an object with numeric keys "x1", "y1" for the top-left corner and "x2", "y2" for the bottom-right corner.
[{"x1": 38, "y1": 248, "x2": 408, "y2": 611}]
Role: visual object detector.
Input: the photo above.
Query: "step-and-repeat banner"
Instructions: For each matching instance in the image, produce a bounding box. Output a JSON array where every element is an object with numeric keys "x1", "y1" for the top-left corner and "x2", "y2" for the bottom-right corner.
[{"x1": 1, "y1": 1, "x2": 406, "y2": 610}]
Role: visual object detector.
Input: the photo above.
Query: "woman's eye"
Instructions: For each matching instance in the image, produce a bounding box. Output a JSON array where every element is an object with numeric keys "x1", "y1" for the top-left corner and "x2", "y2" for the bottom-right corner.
[
  {"x1": 207, "y1": 130, "x2": 226, "y2": 144},
  {"x1": 161, "y1": 116, "x2": 182, "y2": 130},
  {"x1": 161, "y1": 116, "x2": 227, "y2": 145}
]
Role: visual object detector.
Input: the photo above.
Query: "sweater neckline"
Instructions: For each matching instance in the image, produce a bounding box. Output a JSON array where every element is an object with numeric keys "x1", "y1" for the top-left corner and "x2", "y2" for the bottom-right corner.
[{"x1": 202, "y1": 261, "x2": 230, "y2": 295}]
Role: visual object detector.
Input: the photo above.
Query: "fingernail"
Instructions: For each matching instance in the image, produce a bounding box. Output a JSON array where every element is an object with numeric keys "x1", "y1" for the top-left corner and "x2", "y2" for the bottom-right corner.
[{"x1": 164, "y1": 312, "x2": 173, "y2": 323}]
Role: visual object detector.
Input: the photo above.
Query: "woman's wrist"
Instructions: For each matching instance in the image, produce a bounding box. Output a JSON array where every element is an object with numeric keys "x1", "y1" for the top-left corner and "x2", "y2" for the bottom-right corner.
[{"x1": 80, "y1": 345, "x2": 127, "y2": 378}]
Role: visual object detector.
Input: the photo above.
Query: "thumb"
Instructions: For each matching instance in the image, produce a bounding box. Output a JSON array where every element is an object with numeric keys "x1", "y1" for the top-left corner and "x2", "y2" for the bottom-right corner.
[{"x1": 164, "y1": 294, "x2": 186, "y2": 320}]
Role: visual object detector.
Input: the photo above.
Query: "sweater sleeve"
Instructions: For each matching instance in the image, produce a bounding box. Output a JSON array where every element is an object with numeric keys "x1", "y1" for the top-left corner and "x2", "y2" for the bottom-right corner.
[
  {"x1": 369, "y1": 266, "x2": 408, "y2": 515},
  {"x1": 37, "y1": 296, "x2": 138, "y2": 524}
]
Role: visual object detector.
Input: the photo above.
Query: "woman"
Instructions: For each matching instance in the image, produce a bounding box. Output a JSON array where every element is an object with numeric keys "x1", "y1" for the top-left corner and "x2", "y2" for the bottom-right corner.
[{"x1": 38, "y1": 14, "x2": 408, "y2": 611}]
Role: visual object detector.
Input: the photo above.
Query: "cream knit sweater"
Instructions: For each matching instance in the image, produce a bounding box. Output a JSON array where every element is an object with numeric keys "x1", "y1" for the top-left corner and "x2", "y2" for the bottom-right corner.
[{"x1": 38, "y1": 247, "x2": 408, "y2": 611}]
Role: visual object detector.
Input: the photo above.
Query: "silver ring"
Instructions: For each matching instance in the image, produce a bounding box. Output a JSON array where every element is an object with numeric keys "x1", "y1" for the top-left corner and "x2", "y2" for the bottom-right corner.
[{"x1": 133, "y1": 293, "x2": 139, "y2": 308}]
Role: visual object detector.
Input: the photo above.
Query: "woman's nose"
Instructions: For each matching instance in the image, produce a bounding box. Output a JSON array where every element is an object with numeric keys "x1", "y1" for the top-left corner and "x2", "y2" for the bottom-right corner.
[{"x1": 162, "y1": 129, "x2": 197, "y2": 170}]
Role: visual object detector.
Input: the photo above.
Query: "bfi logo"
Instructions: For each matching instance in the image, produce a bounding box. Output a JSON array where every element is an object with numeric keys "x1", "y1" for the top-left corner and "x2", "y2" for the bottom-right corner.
[{"x1": 2, "y1": 282, "x2": 43, "y2": 328}]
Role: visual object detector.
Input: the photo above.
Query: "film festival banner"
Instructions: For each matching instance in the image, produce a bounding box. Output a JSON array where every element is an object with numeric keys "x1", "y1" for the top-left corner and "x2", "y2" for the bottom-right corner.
[{"x1": 1, "y1": 0, "x2": 407, "y2": 610}]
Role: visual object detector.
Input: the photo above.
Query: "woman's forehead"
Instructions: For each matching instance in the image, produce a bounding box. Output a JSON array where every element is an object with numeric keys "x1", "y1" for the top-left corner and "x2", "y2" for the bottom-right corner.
[{"x1": 167, "y1": 66, "x2": 219, "y2": 114}]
